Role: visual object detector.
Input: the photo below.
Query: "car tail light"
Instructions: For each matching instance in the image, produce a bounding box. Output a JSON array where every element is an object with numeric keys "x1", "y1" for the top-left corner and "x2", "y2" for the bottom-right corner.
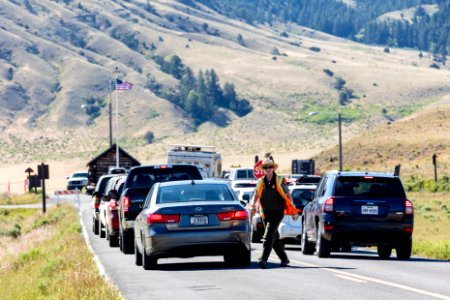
[
  {"x1": 403, "y1": 226, "x2": 413, "y2": 233},
  {"x1": 147, "y1": 213, "x2": 180, "y2": 224},
  {"x1": 122, "y1": 196, "x2": 130, "y2": 212},
  {"x1": 234, "y1": 210, "x2": 248, "y2": 220},
  {"x1": 94, "y1": 195, "x2": 101, "y2": 209},
  {"x1": 296, "y1": 208, "x2": 302, "y2": 214},
  {"x1": 405, "y1": 199, "x2": 413, "y2": 215},
  {"x1": 323, "y1": 197, "x2": 334, "y2": 213},
  {"x1": 218, "y1": 210, "x2": 247, "y2": 221},
  {"x1": 108, "y1": 200, "x2": 118, "y2": 211}
]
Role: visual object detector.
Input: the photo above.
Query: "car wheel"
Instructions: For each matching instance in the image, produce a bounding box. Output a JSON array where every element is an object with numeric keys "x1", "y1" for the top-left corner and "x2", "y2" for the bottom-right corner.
[
  {"x1": 135, "y1": 242, "x2": 143, "y2": 266},
  {"x1": 109, "y1": 233, "x2": 119, "y2": 247},
  {"x1": 316, "y1": 225, "x2": 331, "y2": 258},
  {"x1": 93, "y1": 218, "x2": 99, "y2": 235},
  {"x1": 106, "y1": 226, "x2": 110, "y2": 241},
  {"x1": 99, "y1": 219, "x2": 105, "y2": 238},
  {"x1": 396, "y1": 239, "x2": 412, "y2": 260},
  {"x1": 142, "y1": 240, "x2": 157, "y2": 270},
  {"x1": 237, "y1": 249, "x2": 251, "y2": 267},
  {"x1": 377, "y1": 243, "x2": 392, "y2": 259},
  {"x1": 122, "y1": 230, "x2": 135, "y2": 254},
  {"x1": 251, "y1": 228, "x2": 262, "y2": 243},
  {"x1": 301, "y1": 226, "x2": 315, "y2": 255}
]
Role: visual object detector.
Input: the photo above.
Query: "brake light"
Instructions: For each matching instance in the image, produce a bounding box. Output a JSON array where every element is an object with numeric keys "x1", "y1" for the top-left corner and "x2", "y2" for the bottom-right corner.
[
  {"x1": 296, "y1": 208, "x2": 302, "y2": 214},
  {"x1": 108, "y1": 200, "x2": 118, "y2": 211},
  {"x1": 323, "y1": 197, "x2": 334, "y2": 212},
  {"x1": 364, "y1": 176, "x2": 374, "y2": 179},
  {"x1": 218, "y1": 211, "x2": 234, "y2": 221},
  {"x1": 122, "y1": 196, "x2": 130, "y2": 212},
  {"x1": 405, "y1": 199, "x2": 413, "y2": 215},
  {"x1": 94, "y1": 195, "x2": 101, "y2": 209},
  {"x1": 218, "y1": 210, "x2": 247, "y2": 221},
  {"x1": 234, "y1": 210, "x2": 248, "y2": 220},
  {"x1": 147, "y1": 213, "x2": 180, "y2": 224}
]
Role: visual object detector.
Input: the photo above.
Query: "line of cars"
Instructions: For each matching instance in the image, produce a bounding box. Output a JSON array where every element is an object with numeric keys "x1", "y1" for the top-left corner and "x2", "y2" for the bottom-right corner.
[
  {"x1": 90, "y1": 164, "x2": 252, "y2": 270},
  {"x1": 90, "y1": 166, "x2": 414, "y2": 269}
]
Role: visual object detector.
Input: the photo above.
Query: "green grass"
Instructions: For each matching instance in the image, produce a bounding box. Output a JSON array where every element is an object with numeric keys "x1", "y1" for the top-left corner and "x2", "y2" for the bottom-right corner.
[
  {"x1": 0, "y1": 205, "x2": 122, "y2": 300},
  {"x1": 409, "y1": 191, "x2": 450, "y2": 260},
  {"x1": 0, "y1": 192, "x2": 42, "y2": 205}
]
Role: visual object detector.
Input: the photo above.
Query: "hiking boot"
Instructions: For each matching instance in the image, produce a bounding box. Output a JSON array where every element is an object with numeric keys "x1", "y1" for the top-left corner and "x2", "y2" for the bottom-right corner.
[
  {"x1": 280, "y1": 259, "x2": 290, "y2": 267},
  {"x1": 258, "y1": 260, "x2": 267, "y2": 269}
]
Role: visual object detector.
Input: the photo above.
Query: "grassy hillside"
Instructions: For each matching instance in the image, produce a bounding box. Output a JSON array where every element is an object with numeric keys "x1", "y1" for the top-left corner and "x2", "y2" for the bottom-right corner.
[
  {"x1": 0, "y1": 0, "x2": 449, "y2": 176},
  {"x1": 313, "y1": 100, "x2": 450, "y2": 180}
]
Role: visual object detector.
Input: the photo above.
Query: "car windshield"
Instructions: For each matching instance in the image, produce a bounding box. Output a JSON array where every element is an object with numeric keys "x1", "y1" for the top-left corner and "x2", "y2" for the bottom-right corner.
[
  {"x1": 128, "y1": 166, "x2": 201, "y2": 189},
  {"x1": 335, "y1": 176, "x2": 406, "y2": 198},
  {"x1": 291, "y1": 189, "x2": 315, "y2": 206},
  {"x1": 157, "y1": 184, "x2": 235, "y2": 203},
  {"x1": 234, "y1": 183, "x2": 256, "y2": 188},
  {"x1": 72, "y1": 173, "x2": 88, "y2": 178}
]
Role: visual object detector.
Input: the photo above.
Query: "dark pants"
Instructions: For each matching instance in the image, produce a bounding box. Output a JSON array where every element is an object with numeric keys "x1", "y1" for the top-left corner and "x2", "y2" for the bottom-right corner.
[{"x1": 260, "y1": 209, "x2": 288, "y2": 263}]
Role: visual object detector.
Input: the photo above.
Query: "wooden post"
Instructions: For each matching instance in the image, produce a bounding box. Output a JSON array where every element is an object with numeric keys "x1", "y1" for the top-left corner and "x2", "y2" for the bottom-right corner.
[{"x1": 432, "y1": 154, "x2": 437, "y2": 182}]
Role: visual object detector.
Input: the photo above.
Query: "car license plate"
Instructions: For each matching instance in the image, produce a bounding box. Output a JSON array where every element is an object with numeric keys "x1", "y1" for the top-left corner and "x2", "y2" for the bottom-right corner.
[
  {"x1": 190, "y1": 215, "x2": 208, "y2": 225},
  {"x1": 361, "y1": 205, "x2": 378, "y2": 215}
]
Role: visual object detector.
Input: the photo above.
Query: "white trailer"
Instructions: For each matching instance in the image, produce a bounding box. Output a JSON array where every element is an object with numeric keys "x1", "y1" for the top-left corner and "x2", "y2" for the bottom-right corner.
[{"x1": 167, "y1": 145, "x2": 222, "y2": 178}]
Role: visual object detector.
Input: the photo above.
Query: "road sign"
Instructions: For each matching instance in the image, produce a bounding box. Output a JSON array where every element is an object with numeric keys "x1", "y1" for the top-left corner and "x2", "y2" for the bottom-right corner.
[{"x1": 253, "y1": 160, "x2": 264, "y2": 179}]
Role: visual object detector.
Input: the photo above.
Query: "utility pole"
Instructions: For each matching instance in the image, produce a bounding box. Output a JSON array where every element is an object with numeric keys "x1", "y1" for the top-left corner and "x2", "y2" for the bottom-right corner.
[
  {"x1": 114, "y1": 67, "x2": 120, "y2": 168},
  {"x1": 108, "y1": 80, "x2": 113, "y2": 146},
  {"x1": 338, "y1": 113, "x2": 343, "y2": 172}
]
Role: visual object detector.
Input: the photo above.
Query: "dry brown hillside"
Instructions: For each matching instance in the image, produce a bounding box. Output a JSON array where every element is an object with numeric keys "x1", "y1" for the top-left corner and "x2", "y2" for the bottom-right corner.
[
  {"x1": 313, "y1": 98, "x2": 450, "y2": 179},
  {"x1": 0, "y1": 0, "x2": 449, "y2": 192}
]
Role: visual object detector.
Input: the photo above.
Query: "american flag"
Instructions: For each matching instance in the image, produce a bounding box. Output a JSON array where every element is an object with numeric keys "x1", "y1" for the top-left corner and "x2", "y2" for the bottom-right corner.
[{"x1": 116, "y1": 79, "x2": 133, "y2": 90}]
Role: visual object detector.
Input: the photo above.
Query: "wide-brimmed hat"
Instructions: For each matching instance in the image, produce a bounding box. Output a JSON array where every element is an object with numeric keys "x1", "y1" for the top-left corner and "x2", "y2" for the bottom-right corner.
[{"x1": 258, "y1": 158, "x2": 278, "y2": 170}]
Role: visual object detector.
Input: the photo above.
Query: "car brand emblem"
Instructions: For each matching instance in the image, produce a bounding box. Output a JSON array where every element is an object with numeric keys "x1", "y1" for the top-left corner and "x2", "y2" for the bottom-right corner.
[{"x1": 194, "y1": 207, "x2": 203, "y2": 212}]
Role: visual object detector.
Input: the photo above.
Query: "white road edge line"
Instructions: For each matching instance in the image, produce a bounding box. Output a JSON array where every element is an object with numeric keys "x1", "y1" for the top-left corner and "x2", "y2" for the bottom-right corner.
[
  {"x1": 335, "y1": 274, "x2": 367, "y2": 283},
  {"x1": 77, "y1": 205, "x2": 124, "y2": 298},
  {"x1": 260, "y1": 251, "x2": 450, "y2": 300}
]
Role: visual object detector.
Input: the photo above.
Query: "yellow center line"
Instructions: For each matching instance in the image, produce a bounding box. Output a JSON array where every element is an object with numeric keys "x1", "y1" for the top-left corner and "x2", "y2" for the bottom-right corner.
[{"x1": 255, "y1": 250, "x2": 450, "y2": 300}]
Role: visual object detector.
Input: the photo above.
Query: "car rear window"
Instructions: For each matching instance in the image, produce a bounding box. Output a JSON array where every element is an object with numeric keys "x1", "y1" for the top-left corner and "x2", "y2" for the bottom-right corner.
[
  {"x1": 236, "y1": 169, "x2": 254, "y2": 179},
  {"x1": 291, "y1": 189, "x2": 316, "y2": 206},
  {"x1": 127, "y1": 166, "x2": 202, "y2": 189},
  {"x1": 234, "y1": 182, "x2": 256, "y2": 188},
  {"x1": 157, "y1": 184, "x2": 235, "y2": 203},
  {"x1": 334, "y1": 176, "x2": 406, "y2": 198}
]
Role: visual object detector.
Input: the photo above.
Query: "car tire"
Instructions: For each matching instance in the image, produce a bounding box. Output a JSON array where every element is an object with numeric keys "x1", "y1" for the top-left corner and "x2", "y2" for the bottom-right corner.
[
  {"x1": 396, "y1": 239, "x2": 412, "y2": 260},
  {"x1": 99, "y1": 219, "x2": 105, "y2": 238},
  {"x1": 135, "y1": 243, "x2": 143, "y2": 266},
  {"x1": 93, "y1": 218, "x2": 99, "y2": 235},
  {"x1": 109, "y1": 233, "x2": 119, "y2": 247},
  {"x1": 106, "y1": 226, "x2": 110, "y2": 241},
  {"x1": 122, "y1": 230, "x2": 135, "y2": 254},
  {"x1": 301, "y1": 226, "x2": 315, "y2": 255},
  {"x1": 377, "y1": 243, "x2": 392, "y2": 259},
  {"x1": 316, "y1": 225, "x2": 331, "y2": 258},
  {"x1": 237, "y1": 249, "x2": 251, "y2": 267},
  {"x1": 251, "y1": 229, "x2": 262, "y2": 243},
  {"x1": 142, "y1": 241, "x2": 157, "y2": 270}
]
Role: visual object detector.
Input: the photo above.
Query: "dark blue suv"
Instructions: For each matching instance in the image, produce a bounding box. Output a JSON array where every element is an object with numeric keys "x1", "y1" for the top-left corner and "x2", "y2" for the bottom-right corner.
[{"x1": 302, "y1": 171, "x2": 413, "y2": 260}]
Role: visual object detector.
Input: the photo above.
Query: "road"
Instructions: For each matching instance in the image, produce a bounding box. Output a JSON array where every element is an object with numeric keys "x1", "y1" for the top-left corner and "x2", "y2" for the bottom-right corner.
[{"x1": 69, "y1": 194, "x2": 450, "y2": 300}]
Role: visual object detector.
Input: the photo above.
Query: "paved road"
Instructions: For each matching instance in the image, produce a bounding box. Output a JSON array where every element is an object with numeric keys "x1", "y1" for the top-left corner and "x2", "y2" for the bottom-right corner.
[{"x1": 70, "y1": 194, "x2": 450, "y2": 300}]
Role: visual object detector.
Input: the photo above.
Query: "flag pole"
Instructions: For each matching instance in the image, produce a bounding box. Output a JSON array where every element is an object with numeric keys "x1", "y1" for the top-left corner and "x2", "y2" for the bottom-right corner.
[{"x1": 114, "y1": 68, "x2": 120, "y2": 168}]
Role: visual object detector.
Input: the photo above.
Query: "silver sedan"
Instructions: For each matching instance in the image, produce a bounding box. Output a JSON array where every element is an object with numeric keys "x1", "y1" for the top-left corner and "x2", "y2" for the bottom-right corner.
[{"x1": 134, "y1": 180, "x2": 251, "y2": 270}]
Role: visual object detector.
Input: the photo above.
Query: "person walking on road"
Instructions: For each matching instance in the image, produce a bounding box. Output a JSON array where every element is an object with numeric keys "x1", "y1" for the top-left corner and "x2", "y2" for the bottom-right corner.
[{"x1": 248, "y1": 158, "x2": 299, "y2": 269}]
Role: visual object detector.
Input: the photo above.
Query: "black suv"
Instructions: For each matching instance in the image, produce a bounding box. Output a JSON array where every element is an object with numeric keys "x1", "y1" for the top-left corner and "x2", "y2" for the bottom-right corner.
[
  {"x1": 302, "y1": 171, "x2": 413, "y2": 260},
  {"x1": 118, "y1": 164, "x2": 203, "y2": 254}
]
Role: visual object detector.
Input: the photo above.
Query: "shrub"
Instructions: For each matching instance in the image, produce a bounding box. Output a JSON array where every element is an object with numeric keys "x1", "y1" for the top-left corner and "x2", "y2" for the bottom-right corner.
[
  {"x1": 144, "y1": 131, "x2": 155, "y2": 144},
  {"x1": 323, "y1": 69, "x2": 334, "y2": 77},
  {"x1": 309, "y1": 46, "x2": 321, "y2": 52}
]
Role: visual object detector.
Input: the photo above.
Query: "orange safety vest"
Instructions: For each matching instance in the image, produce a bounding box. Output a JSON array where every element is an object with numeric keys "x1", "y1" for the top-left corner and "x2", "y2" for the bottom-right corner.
[{"x1": 255, "y1": 175, "x2": 297, "y2": 219}]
